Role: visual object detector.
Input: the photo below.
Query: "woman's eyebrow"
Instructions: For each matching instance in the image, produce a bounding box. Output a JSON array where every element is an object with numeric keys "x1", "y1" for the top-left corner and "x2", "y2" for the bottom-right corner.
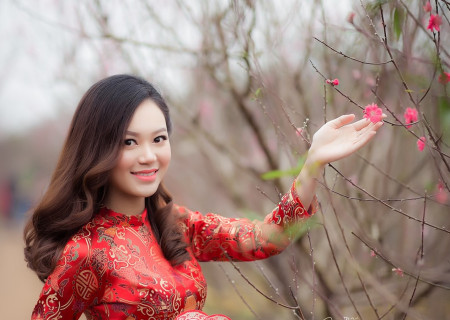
[{"x1": 125, "y1": 128, "x2": 167, "y2": 136}]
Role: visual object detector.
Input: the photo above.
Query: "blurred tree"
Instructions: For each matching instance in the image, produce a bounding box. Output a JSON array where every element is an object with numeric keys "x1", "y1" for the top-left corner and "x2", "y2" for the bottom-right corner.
[{"x1": 4, "y1": 0, "x2": 450, "y2": 319}]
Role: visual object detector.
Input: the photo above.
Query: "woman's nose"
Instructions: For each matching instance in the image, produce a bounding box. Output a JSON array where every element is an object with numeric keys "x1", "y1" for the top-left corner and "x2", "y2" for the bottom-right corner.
[{"x1": 138, "y1": 145, "x2": 157, "y2": 163}]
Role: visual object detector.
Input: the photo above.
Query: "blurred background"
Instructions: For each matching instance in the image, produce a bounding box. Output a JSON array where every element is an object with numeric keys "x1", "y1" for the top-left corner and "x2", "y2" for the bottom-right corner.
[{"x1": 1, "y1": 0, "x2": 449, "y2": 319}]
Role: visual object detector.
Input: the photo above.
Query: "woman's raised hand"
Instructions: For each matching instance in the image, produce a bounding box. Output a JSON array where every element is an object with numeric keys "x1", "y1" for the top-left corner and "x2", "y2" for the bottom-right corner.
[{"x1": 306, "y1": 114, "x2": 385, "y2": 168}]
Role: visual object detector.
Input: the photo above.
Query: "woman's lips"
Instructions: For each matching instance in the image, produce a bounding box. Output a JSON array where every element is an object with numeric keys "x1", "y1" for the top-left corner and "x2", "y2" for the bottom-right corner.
[{"x1": 132, "y1": 169, "x2": 158, "y2": 181}]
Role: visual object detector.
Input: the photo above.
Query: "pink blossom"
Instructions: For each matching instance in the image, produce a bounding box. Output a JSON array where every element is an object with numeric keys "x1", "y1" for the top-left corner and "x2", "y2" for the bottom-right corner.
[
  {"x1": 370, "y1": 250, "x2": 376, "y2": 257},
  {"x1": 363, "y1": 103, "x2": 383, "y2": 123},
  {"x1": 438, "y1": 72, "x2": 450, "y2": 84},
  {"x1": 347, "y1": 12, "x2": 355, "y2": 24},
  {"x1": 436, "y1": 181, "x2": 448, "y2": 204},
  {"x1": 295, "y1": 128, "x2": 302, "y2": 137},
  {"x1": 403, "y1": 107, "x2": 418, "y2": 128},
  {"x1": 326, "y1": 78, "x2": 339, "y2": 86},
  {"x1": 199, "y1": 101, "x2": 213, "y2": 126},
  {"x1": 427, "y1": 14, "x2": 442, "y2": 32},
  {"x1": 352, "y1": 69, "x2": 361, "y2": 80},
  {"x1": 392, "y1": 268, "x2": 404, "y2": 277},
  {"x1": 423, "y1": 1, "x2": 432, "y2": 12},
  {"x1": 417, "y1": 137, "x2": 426, "y2": 151},
  {"x1": 365, "y1": 76, "x2": 376, "y2": 87}
]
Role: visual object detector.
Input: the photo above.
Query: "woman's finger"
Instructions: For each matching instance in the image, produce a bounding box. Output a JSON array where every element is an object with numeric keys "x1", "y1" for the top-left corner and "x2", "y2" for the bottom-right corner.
[
  {"x1": 352, "y1": 118, "x2": 372, "y2": 131},
  {"x1": 328, "y1": 114, "x2": 355, "y2": 129}
]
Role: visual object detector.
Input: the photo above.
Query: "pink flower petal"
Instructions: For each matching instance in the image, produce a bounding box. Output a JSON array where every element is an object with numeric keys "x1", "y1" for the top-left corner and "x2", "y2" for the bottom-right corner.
[
  {"x1": 392, "y1": 268, "x2": 404, "y2": 277},
  {"x1": 363, "y1": 103, "x2": 383, "y2": 123},
  {"x1": 427, "y1": 14, "x2": 442, "y2": 32},
  {"x1": 417, "y1": 137, "x2": 426, "y2": 151},
  {"x1": 438, "y1": 72, "x2": 450, "y2": 84},
  {"x1": 403, "y1": 107, "x2": 418, "y2": 129}
]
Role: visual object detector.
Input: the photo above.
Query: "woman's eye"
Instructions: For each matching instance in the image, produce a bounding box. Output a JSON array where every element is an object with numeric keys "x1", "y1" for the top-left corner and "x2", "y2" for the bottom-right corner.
[
  {"x1": 124, "y1": 139, "x2": 137, "y2": 146},
  {"x1": 154, "y1": 135, "x2": 168, "y2": 143}
]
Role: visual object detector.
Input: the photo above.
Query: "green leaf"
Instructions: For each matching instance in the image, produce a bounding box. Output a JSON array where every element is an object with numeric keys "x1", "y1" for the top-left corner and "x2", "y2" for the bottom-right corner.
[
  {"x1": 240, "y1": 51, "x2": 249, "y2": 59},
  {"x1": 393, "y1": 7, "x2": 404, "y2": 40},
  {"x1": 241, "y1": 209, "x2": 262, "y2": 221},
  {"x1": 252, "y1": 87, "x2": 262, "y2": 100},
  {"x1": 284, "y1": 215, "x2": 319, "y2": 242},
  {"x1": 261, "y1": 156, "x2": 306, "y2": 180},
  {"x1": 366, "y1": 0, "x2": 389, "y2": 13}
]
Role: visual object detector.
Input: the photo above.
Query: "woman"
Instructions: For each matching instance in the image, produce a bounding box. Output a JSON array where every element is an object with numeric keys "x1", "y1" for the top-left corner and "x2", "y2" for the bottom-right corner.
[{"x1": 24, "y1": 74, "x2": 384, "y2": 319}]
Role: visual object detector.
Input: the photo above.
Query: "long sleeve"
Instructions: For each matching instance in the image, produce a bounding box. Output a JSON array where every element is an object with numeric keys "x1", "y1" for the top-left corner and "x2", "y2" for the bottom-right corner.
[
  {"x1": 180, "y1": 180, "x2": 317, "y2": 262},
  {"x1": 32, "y1": 235, "x2": 104, "y2": 320}
]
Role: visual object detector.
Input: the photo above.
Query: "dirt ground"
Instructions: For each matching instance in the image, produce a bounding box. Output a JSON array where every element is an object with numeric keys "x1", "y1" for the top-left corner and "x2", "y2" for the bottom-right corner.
[
  {"x1": 0, "y1": 221, "x2": 90, "y2": 320},
  {"x1": 0, "y1": 221, "x2": 47, "y2": 319}
]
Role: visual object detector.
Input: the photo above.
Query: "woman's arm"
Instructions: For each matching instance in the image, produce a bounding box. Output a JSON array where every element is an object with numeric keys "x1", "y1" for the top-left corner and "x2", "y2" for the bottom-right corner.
[
  {"x1": 183, "y1": 114, "x2": 384, "y2": 262},
  {"x1": 181, "y1": 181, "x2": 311, "y2": 262},
  {"x1": 295, "y1": 114, "x2": 384, "y2": 209}
]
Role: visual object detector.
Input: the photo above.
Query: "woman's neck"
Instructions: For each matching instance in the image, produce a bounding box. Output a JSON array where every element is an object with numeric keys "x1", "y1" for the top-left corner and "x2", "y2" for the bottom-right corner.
[{"x1": 103, "y1": 196, "x2": 145, "y2": 216}]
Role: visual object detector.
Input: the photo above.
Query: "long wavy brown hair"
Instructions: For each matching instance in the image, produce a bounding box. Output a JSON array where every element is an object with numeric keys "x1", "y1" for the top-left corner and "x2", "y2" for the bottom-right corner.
[{"x1": 24, "y1": 74, "x2": 190, "y2": 282}]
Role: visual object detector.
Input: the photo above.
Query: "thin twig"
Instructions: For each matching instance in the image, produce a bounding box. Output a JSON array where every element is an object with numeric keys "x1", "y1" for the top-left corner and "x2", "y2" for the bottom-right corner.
[
  {"x1": 379, "y1": 278, "x2": 412, "y2": 319},
  {"x1": 323, "y1": 176, "x2": 380, "y2": 318},
  {"x1": 329, "y1": 164, "x2": 450, "y2": 235},
  {"x1": 317, "y1": 181, "x2": 440, "y2": 203},
  {"x1": 306, "y1": 229, "x2": 316, "y2": 319},
  {"x1": 218, "y1": 264, "x2": 261, "y2": 319},
  {"x1": 288, "y1": 286, "x2": 306, "y2": 320},
  {"x1": 322, "y1": 221, "x2": 363, "y2": 319},
  {"x1": 314, "y1": 37, "x2": 392, "y2": 65},
  {"x1": 352, "y1": 233, "x2": 450, "y2": 290},
  {"x1": 223, "y1": 251, "x2": 302, "y2": 310},
  {"x1": 401, "y1": 193, "x2": 427, "y2": 319}
]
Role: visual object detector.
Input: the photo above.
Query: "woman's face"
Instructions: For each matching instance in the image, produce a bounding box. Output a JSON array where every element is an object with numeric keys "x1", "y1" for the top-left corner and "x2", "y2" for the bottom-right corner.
[{"x1": 105, "y1": 99, "x2": 171, "y2": 213}]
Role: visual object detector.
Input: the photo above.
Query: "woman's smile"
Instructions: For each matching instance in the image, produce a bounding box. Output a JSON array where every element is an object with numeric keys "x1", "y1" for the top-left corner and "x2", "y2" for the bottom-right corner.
[{"x1": 132, "y1": 169, "x2": 159, "y2": 181}]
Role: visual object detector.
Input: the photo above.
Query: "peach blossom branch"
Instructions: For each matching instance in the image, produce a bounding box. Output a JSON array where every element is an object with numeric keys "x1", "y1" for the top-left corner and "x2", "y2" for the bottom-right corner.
[
  {"x1": 352, "y1": 232, "x2": 450, "y2": 290},
  {"x1": 321, "y1": 178, "x2": 380, "y2": 318},
  {"x1": 218, "y1": 264, "x2": 261, "y2": 319},
  {"x1": 321, "y1": 221, "x2": 363, "y2": 319},
  {"x1": 328, "y1": 164, "x2": 450, "y2": 235},
  {"x1": 224, "y1": 255, "x2": 302, "y2": 311},
  {"x1": 313, "y1": 37, "x2": 392, "y2": 65}
]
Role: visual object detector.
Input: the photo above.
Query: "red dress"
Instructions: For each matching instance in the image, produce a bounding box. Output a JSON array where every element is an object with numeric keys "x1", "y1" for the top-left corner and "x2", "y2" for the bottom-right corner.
[{"x1": 32, "y1": 181, "x2": 315, "y2": 319}]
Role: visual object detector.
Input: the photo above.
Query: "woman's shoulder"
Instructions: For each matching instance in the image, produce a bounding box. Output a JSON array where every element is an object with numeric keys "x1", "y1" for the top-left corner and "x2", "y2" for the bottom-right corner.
[
  {"x1": 173, "y1": 204, "x2": 205, "y2": 222},
  {"x1": 59, "y1": 212, "x2": 115, "y2": 269}
]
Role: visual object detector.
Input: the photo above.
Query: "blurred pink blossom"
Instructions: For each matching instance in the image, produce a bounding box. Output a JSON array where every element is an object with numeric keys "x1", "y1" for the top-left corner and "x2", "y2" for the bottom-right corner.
[
  {"x1": 392, "y1": 268, "x2": 404, "y2": 277},
  {"x1": 326, "y1": 78, "x2": 339, "y2": 86},
  {"x1": 427, "y1": 14, "x2": 442, "y2": 32},
  {"x1": 199, "y1": 101, "x2": 213, "y2": 125},
  {"x1": 436, "y1": 181, "x2": 449, "y2": 204},
  {"x1": 365, "y1": 76, "x2": 376, "y2": 87},
  {"x1": 438, "y1": 72, "x2": 450, "y2": 84},
  {"x1": 352, "y1": 69, "x2": 361, "y2": 80},
  {"x1": 417, "y1": 137, "x2": 426, "y2": 151},
  {"x1": 347, "y1": 12, "x2": 355, "y2": 24}
]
